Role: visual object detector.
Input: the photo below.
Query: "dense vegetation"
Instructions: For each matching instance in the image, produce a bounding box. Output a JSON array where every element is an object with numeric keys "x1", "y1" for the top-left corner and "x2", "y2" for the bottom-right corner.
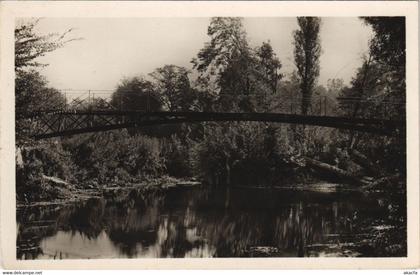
[{"x1": 16, "y1": 17, "x2": 405, "y2": 198}]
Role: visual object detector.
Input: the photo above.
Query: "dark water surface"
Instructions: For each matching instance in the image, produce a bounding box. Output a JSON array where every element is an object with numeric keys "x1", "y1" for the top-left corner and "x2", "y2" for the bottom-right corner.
[{"x1": 17, "y1": 184, "x2": 393, "y2": 259}]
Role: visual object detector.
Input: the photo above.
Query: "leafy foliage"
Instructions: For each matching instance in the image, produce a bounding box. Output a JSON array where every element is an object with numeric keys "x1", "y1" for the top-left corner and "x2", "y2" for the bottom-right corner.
[
  {"x1": 16, "y1": 142, "x2": 75, "y2": 201},
  {"x1": 192, "y1": 17, "x2": 253, "y2": 111},
  {"x1": 161, "y1": 135, "x2": 194, "y2": 178},
  {"x1": 16, "y1": 16, "x2": 406, "y2": 195},
  {"x1": 255, "y1": 41, "x2": 283, "y2": 94},
  {"x1": 293, "y1": 17, "x2": 322, "y2": 115},
  {"x1": 16, "y1": 70, "x2": 66, "y2": 145},
  {"x1": 150, "y1": 65, "x2": 197, "y2": 111},
  {"x1": 336, "y1": 17, "x2": 406, "y2": 176},
  {"x1": 15, "y1": 20, "x2": 77, "y2": 145},
  {"x1": 16, "y1": 70, "x2": 65, "y2": 113},
  {"x1": 62, "y1": 131, "x2": 166, "y2": 184},
  {"x1": 338, "y1": 34, "x2": 405, "y2": 120},
  {"x1": 111, "y1": 76, "x2": 162, "y2": 112},
  {"x1": 15, "y1": 19, "x2": 79, "y2": 71},
  {"x1": 362, "y1": 17, "x2": 405, "y2": 70},
  {"x1": 192, "y1": 122, "x2": 291, "y2": 185},
  {"x1": 192, "y1": 18, "x2": 282, "y2": 112}
]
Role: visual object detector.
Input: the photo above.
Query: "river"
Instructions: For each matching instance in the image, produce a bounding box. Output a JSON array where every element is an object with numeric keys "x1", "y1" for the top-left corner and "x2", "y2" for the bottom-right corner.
[{"x1": 16, "y1": 183, "x2": 404, "y2": 259}]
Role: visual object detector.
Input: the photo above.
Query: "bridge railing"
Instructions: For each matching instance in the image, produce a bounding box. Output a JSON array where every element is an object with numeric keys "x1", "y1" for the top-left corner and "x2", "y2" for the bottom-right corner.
[
  {"x1": 16, "y1": 89, "x2": 405, "y2": 139},
  {"x1": 17, "y1": 89, "x2": 406, "y2": 119}
]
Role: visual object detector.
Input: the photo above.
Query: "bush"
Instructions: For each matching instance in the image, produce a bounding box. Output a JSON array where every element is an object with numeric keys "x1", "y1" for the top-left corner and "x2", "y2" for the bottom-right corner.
[
  {"x1": 161, "y1": 135, "x2": 193, "y2": 178},
  {"x1": 62, "y1": 131, "x2": 166, "y2": 184},
  {"x1": 192, "y1": 122, "x2": 291, "y2": 185},
  {"x1": 16, "y1": 141, "x2": 74, "y2": 201}
]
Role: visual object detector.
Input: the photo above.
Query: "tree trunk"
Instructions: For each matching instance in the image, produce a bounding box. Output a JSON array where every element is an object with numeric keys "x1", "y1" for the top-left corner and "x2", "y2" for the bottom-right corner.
[
  {"x1": 363, "y1": 174, "x2": 402, "y2": 190},
  {"x1": 224, "y1": 186, "x2": 231, "y2": 208},
  {"x1": 301, "y1": 90, "x2": 310, "y2": 115},
  {"x1": 225, "y1": 157, "x2": 231, "y2": 186},
  {"x1": 302, "y1": 156, "x2": 371, "y2": 185}
]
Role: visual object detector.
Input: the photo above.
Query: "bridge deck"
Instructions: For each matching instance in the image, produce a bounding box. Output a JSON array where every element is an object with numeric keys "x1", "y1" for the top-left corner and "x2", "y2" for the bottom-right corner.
[{"x1": 19, "y1": 110, "x2": 406, "y2": 139}]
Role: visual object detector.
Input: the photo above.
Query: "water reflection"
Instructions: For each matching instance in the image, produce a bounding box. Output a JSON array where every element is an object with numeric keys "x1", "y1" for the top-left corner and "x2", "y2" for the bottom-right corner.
[{"x1": 17, "y1": 185, "x2": 385, "y2": 259}]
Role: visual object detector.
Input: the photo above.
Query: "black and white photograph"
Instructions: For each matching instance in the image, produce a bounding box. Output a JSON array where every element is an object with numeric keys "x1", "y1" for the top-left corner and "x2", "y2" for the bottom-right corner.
[{"x1": 1, "y1": 1, "x2": 419, "y2": 269}]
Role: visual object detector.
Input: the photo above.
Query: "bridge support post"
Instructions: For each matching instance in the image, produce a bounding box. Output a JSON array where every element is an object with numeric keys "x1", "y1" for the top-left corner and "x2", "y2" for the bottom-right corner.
[
  {"x1": 319, "y1": 97, "x2": 322, "y2": 115},
  {"x1": 324, "y1": 96, "x2": 327, "y2": 116}
]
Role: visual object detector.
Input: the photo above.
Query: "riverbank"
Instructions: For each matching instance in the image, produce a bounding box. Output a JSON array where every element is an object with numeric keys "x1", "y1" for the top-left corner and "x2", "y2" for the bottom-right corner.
[
  {"x1": 17, "y1": 171, "x2": 401, "y2": 208},
  {"x1": 16, "y1": 175, "x2": 201, "y2": 208}
]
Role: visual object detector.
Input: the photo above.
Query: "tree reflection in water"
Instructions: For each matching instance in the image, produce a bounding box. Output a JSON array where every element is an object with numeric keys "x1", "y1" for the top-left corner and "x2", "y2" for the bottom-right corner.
[{"x1": 17, "y1": 185, "x2": 387, "y2": 259}]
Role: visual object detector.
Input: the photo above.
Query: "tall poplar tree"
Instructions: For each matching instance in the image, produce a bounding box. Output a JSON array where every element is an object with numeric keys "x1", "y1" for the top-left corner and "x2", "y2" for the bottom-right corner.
[{"x1": 293, "y1": 17, "x2": 322, "y2": 115}]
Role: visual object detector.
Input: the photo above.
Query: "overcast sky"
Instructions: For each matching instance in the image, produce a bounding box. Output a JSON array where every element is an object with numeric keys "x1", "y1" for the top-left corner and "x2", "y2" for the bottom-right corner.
[{"x1": 33, "y1": 17, "x2": 373, "y2": 93}]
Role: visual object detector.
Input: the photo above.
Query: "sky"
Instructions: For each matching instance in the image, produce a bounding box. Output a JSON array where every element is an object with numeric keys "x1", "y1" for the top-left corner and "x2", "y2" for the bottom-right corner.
[{"x1": 32, "y1": 17, "x2": 373, "y2": 94}]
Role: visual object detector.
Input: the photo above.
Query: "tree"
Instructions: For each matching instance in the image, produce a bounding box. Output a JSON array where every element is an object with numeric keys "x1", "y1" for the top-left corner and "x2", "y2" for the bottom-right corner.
[
  {"x1": 15, "y1": 20, "x2": 79, "y2": 145},
  {"x1": 293, "y1": 17, "x2": 322, "y2": 115},
  {"x1": 192, "y1": 18, "x2": 284, "y2": 113},
  {"x1": 337, "y1": 59, "x2": 406, "y2": 176},
  {"x1": 15, "y1": 19, "x2": 79, "y2": 71},
  {"x1": 340, "y1": 17, "x2": 407, "y2": 121},
  {"x1": 362, "y1": 17, "x2": 405, "y2": 70},
  {"x1": 192, "y1": 17, "x2": 256, "y2": 111},
  {"x1": 150, "y1": 65, "x2": 195, "y2": 111},
  {"x1": 335, "y1": 19, "x2": 406, "y2": 174},
  {"x1": 255, "y1": 41, "x2": 283, "y2": 94},
  {"x1": 338, "y1": 56, "x2": 373, "y2": 118},
  {"x1": 16, "y1": 70, "x2": 66, "y2": 145},
  {"x1": 63, "y1": 131, "x2": 166, "y2": 184},
  {"x1": 327, "y1": 78, "x2": 344, "y2": 97},
  {"x1": 362, "y1": 17, "x2": 405, "y2": 115},
  {"x1": 193, "y1": 122, "x2": 284, "y2": 186},
  {"x1": 338, "y1": 56, "x2": 404, "y2": 121},
  {"x1": 16, "y1": 70, "x2": 66, "y2": 113},
  {"x1": 111, "y1": 77, "x2": 184, "y2": 137},
  {"x1": 191, "y1": 76, "x2": 219, "y2": 112},
  {"x1": 251, "y1": 41, "x2": 284, "y2": 111},
  {"x1": 111, "y1": 76, "x2": 161, "y2": 112}
]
